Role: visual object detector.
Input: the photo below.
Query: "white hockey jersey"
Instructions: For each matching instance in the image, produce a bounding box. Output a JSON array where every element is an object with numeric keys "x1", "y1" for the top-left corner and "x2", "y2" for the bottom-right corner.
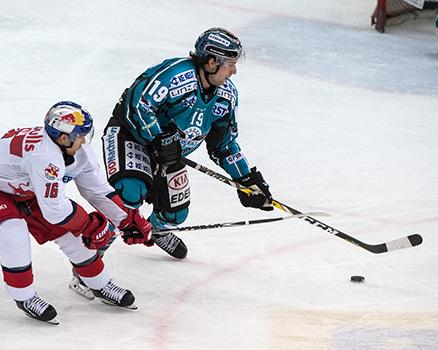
[{"x1": 0, "y1": 126, "x2": 127, "y2": 227}]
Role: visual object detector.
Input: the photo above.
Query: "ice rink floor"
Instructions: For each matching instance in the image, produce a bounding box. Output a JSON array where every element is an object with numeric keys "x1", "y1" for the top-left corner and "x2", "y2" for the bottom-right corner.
[{"x1": 0, "y1": 1, "x2": 437, "y2": 349}]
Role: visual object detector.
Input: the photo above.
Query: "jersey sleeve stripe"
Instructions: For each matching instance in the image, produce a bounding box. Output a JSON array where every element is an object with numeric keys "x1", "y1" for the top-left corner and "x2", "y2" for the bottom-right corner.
[{"x1": 126, "y1": 58, "x2": 188, "y2": 140}]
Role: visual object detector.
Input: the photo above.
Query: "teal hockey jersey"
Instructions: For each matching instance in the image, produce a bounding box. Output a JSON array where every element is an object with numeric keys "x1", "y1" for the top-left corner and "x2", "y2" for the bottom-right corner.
[{"x1": 120, "y1": 57, "x2": 250, "y2": 179}]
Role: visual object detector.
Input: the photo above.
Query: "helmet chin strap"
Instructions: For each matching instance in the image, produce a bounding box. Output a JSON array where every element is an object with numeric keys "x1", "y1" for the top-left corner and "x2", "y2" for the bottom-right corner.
[
  {"x1": 58, "y1": 137, "x2": 75, "y2": 151},
  {"x1": 54, "y1": 136, "x2": 76, "y2": 165},
  {"x1": 203, "y1": 62, "x2": 221, "y2": 87}
]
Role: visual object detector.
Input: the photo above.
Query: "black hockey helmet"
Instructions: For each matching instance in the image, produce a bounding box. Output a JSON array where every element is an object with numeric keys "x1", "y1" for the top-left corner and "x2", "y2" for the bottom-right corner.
[{"x1": 191, "y1": 27, "x2": 244, "y2": 64}]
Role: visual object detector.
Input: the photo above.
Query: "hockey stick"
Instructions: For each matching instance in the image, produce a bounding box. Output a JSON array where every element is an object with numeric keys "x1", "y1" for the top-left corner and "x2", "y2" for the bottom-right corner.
[
  {"x1": 116, "y1": 212, "x2": 329, "y2": 238},
  {"x1": 183, "y1": 158, "x2": 423, "y2": 254}
]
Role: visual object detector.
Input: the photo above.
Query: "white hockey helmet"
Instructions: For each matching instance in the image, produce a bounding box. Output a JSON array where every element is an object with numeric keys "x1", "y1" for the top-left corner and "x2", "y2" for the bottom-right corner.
[{"x1": 44, "y1": 101, "x2": 94, "y2": 144}]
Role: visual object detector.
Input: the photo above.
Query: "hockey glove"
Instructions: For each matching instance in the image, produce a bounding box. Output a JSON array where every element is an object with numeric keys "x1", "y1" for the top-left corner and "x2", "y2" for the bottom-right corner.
[
  {"x1": 81, "y1": 212, "x2": 114, "y2": 250},
  {"x1": 152, "y1": 123, "x2": 182, "y2": 166},
  {"x1": 118, "y1": 208, "x2": 154, "y2": 246},
  {"x1": 236, "y1": 167, "x2": 273, "y2": 211}
]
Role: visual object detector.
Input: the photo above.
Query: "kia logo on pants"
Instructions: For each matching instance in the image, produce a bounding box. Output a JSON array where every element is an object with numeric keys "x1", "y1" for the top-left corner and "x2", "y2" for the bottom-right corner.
[{"x1": 168, "y1": 170, "x2": 189, "y2": 190}]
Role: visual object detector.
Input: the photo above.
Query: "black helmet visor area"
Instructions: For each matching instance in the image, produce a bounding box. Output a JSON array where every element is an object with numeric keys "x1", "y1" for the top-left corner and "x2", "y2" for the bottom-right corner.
[{"x1": 205, "y1": 45, "x2": 240, "y2": 59}]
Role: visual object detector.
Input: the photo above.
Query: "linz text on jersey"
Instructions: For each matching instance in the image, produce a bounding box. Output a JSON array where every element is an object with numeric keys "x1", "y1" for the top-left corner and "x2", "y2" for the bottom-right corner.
[{"x1": 170, "y1": 82, "x2": 197, "y2": 98}]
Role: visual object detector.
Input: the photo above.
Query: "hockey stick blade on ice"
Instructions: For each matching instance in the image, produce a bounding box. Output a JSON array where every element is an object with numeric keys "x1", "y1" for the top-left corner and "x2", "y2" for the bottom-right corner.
[{"x1": 183, "y1": 158, "x2": 423, "y2": 254}]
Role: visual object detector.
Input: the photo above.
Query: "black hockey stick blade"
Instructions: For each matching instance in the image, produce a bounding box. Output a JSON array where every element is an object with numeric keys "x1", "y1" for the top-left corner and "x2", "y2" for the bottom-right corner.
[
  {"x1": 301, "y1": 217, "x2": 423, "y2": 254},
  {"x1": 377, "y1": 233, "x2": 423, "y2": 253},
  {"x1": 337, "y1": 232, "x2": 423, "y2": 254}
]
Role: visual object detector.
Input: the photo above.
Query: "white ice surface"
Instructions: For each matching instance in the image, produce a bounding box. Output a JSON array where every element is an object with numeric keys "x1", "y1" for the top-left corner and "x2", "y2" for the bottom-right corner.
[{"x1": 0, "y1": 1, "x2": 437, "y2": 349}]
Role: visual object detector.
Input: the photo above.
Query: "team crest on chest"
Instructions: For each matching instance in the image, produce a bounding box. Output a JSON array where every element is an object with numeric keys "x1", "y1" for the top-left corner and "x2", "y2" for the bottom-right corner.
[{"x1": 180, "y1": 127, "x2": 205, "y2": 154}]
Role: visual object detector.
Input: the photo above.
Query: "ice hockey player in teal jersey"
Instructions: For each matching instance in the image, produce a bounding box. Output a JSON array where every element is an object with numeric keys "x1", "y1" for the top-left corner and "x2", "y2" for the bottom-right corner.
[{"x1": 102, "y1": 27, "x2": 273, "y2": 259}]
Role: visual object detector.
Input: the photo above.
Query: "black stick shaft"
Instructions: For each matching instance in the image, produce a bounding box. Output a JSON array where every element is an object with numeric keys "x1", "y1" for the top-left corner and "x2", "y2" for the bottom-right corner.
[{"x1": 153, "y1": 216, "x2": 292, "y2": 236}]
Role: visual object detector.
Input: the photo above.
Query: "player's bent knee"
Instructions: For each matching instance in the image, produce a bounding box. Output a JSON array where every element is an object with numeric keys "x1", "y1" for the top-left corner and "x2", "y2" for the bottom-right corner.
[
  {"x1": 173, "y1": 208, "x2": 189, "y2": 225},
  {"x1": 113, "y1": 177, "x2": 148, "y2": 208},
  {"x1": 153, "y1": 208, "x2": 189, "y2": 226}
]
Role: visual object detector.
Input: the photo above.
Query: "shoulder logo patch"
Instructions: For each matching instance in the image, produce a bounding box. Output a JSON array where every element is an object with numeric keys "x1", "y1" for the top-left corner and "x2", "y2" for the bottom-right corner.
[{"x1": 44, "y1": 163, "x2": 60, "y2": 181}]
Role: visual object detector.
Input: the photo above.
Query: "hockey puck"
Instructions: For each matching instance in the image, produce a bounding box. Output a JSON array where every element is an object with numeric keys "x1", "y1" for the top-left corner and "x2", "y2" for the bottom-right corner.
[{"x1": 350, "y1": 275, "x2": 365, "y2": 283}]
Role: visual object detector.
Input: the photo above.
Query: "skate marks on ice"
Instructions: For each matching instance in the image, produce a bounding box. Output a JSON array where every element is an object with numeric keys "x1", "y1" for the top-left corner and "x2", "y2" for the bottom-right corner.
[
  {"x1": 242, "y1": 17, "x2": 438, "y2": 97},
  {"x1": 269, "y1": 310, "x2": 438, "y2": 349}
]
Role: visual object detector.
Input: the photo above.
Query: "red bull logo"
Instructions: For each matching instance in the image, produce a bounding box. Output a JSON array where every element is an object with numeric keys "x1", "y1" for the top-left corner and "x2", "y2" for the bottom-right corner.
[
  {"x1": 44, "y1": 163, "x2": 60, "y2": 181},
  {"x1": 59, "y1": 111, "x2": 85, "y2": 126}
]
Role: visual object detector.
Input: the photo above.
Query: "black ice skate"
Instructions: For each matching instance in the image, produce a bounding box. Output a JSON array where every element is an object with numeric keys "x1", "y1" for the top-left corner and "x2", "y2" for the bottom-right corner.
[
  {"x1": 92, "y1": 280, "x2": 137, "y2": 310},
  {"x1": 152, "y1": 232, "x2": 187, "y2": 259},
  {"x1": 15, "y1": 294, "x2": 58, "y2": 325},
  {"x1": 69, "y1": 269, "x2": 95, "y2": 300}
]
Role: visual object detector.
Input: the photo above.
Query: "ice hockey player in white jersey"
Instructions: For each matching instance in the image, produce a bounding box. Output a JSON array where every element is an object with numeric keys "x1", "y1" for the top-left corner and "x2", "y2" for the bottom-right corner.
[{"x1": 0, "y1": 101, "x2": 153, "y2": 324}]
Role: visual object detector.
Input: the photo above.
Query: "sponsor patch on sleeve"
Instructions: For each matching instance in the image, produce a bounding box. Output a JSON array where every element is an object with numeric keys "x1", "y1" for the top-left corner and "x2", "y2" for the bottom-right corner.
[
  {"x1": 169, "y1": 70, "x2": 196, "y2": 88},
  {"x1": 226, "y1": 152, "x2": 245, "y2": 165},
  {"x1": 124, "y1": 141, "x2": 152, "y2": 177}
]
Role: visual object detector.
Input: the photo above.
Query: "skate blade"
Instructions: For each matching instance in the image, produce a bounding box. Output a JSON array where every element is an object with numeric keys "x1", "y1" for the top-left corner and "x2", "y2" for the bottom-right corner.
[
  {"x1": 69, "y1": 278, "x2": 95, "y2": 300},
  {"x1": 46, "y1": 318, "x2": 60, "y2": 325},
  {"x1": 100, "y1": 299, "x2": 138, "y2": 310},
  {"x1": 24, "y1": 313, "x2": 59, "y2": 325}
]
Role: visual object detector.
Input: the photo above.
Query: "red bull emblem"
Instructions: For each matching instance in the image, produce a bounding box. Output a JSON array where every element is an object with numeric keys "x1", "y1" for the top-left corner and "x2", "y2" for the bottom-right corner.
[
  {"x1": 44, "y1": 163, "x2": 60, "y2": 181},
  {"x1": 59, "y1": 111, "x2": 85, "y2": 126}
]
